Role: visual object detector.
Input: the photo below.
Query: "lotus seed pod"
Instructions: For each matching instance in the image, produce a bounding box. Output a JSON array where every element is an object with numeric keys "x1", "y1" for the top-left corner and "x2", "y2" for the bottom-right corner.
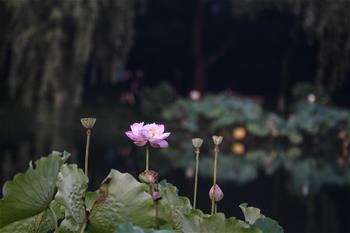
[
  {"x1": 192, "y1": 138, "x2": 204, "y2": 148},
  {"x1": 139, "y1": 170, "x2": 158, "y2": 184},
  {"x1": 209, "y1": 184, "x2": 224, "y2": 202},
  {"x1": 212, "y1": 135, "x2": 223, "y2": 145},
  {"x1": 80, "y1": 118, "x2": 96, "y2": 129}
]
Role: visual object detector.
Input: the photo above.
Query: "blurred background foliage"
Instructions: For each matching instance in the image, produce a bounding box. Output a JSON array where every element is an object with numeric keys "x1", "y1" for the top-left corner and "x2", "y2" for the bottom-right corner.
[
  {"x1": 0, "y1": 0, "x2": 350, "y2": 233},
  {"x1": 0, "y1": 0, "x2": 136, "y2": 157},
  {"x1": 233, "y1": 0, "x2": 350, "y2": 90},
  {"x1": 159, "y1": 82, "x2": 350, "y2": 193},
  {"x1": 144, "y1": 82, "x2": 350, "y2": 233}
]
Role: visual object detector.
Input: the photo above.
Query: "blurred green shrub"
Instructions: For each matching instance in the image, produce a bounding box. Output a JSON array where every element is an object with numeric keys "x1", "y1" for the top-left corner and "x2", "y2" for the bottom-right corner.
[{"x1": 155, "y1": 88, "x2": 350, "y2": 195}]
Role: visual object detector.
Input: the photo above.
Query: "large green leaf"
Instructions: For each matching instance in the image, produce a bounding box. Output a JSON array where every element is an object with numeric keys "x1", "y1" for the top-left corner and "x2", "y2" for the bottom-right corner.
[
  {"x1": 157, "y1": 181, "x2": 260, "y2": 233},
  {"x1": 239, "y1": 203, "x2": 265, "y2": 225},
  {"x1": 157, "y1": 181, "x2": 192, "y2": 228},
  {"x1": 174, "y1": 209, "x2": 262, "y2": 233},
  {"x1": 0, "y1": 152, "x2": 69, "y2": 228},
  {"x1": 0, "y1": 200, "x2": 64, "y2": 233},
  {"x1": 115, "y1": 223, "x2": 175, "y2": 233},
  {"x1": 239, "y1": 204, "x2": 284, "y2": 233},
  {"x1": 253, "y1": 218, "x2": 284, "y2": 233},
  {"x1": 85, "y1": 191, "x2": 100, "y2": 212},
  {"x1": 55, "y1": 164, "x2": 88, "y2": 232},
  {"x1": 0, "y1": 210, "x2": 52, "y2": 233},
  {"x1": 87, "y1": 170, "x2": 154, "y2": 233}
]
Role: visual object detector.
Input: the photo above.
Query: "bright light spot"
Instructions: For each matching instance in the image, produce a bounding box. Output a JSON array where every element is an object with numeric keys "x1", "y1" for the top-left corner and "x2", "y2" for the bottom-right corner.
[
  {"x1": 189, "y1": 90, "x2": 201, "y2": 100},
  {"x1": 307, "y1": 93, "x2": 316, "y2": 103},
  {"x1": 232, "y1": 127, "x2": 247, "y2": 140},
  {"x1": 231, "y1": 143, "x2": 245, "y2": 155},
  {"x1": 185, "y1": 167, "x2": 194, "y2": 178}
]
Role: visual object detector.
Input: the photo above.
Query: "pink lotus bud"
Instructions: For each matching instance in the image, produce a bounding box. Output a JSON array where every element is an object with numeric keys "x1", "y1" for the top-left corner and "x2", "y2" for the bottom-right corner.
[
  {"x1": 139, "y1": 170, "x2": 158, "y2": 184},
  {"x1": 209, "y1": 184, "x2": 224, "y2": 202}
]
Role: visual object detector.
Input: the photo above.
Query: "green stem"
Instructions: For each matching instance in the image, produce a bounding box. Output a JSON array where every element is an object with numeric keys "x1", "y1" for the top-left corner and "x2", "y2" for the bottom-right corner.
[
  {"x1": 211, "y1": 149, "x2": 218, "y2": 215},
  {"x1": 149, "y1": 184, "x2": 159, "y2": 229},
  {"x1": 215, "y1": 202, "x2": 217, "y2": 214},
  {"x1": 49, "y1": 205, "x2": 58, "y2": 233},
  {"x1": 155, "y1": 200, "x2": 159, "y2": 229},
  {"x1": 193, "y1": 150, "x2": 199, "y2": 209},
  {"x1": 146, "y1": 145, "x2": 149, "y2": 171},
  {"x1": 80, "y1": 222, "x2": 87, "y2": 233},
  {"x1": 84, "y1": 131, "x2": 91, "y2": 176}
]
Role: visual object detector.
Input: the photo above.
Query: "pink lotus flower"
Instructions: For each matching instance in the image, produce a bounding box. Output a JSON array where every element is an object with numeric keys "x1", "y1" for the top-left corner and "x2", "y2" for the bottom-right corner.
[
  {"x1": 125, "y1": 122, "x2": 170, "y2": 148},
  {"x1": 209, "y1": 184, "x2": 224, "y2": 202}
]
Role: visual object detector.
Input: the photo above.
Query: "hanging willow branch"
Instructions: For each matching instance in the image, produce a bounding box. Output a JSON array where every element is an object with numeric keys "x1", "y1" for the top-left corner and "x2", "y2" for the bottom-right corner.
[
  {"x1": 232, "y1": 0, "x2": 350, "y2": 90},
  {"x1": 1, "y1": 0, "x2": 136, "y2": 107},
  {"x1": 0, "y1": 0, "x2": 136, "y2": 155}
]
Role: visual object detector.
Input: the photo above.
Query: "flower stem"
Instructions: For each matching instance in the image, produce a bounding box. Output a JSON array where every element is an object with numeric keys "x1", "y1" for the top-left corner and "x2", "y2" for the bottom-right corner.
[
  {"x1": 155, "y1": 200, "x2": 159, "y2": 229},
  {"x1": 214, "y1": 202, "x2": 217, "y2": 214},
  {"x1": 49, "y1": 205, "x2": 58, "y2": 233},
  {"x1": 146, "y1": 145, "x2": 149, "y2": 171},
  {"x1": 80, "y1": 222, "x2": 87, "y2": 233},
  {"x1": 193, "y1": 149, "x2": 200, "y2": 209},
  {"x1": 211, "y1": 147, "x2": 218, "y2": 215},
  {"x1": 149, "y1": 184, "x2": 159, "y2": 229},
  {"x1": 84, "y1": 129, "x2": 91, "y2": 176}
]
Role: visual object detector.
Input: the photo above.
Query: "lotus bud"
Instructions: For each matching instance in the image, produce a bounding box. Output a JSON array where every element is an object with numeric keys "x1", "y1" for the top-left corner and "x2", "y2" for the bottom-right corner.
[
  {"x1": 209, "y1": 184, "x2": 224, "y2": 202},
  {"x1": 81, "y1": 118, "x2": 96, "y2": 129},
  {"x1": 139, "y1": 170, "x2": 158, "y2": 184},
  {"x1": 192, "y1": 138, "x2": 204, "y2": 149},
  {"x1": 212, "y1": 135, "x2": 223, "y2": 145},
  {"x1": 152, "y1": 191, "x2": 162, "y2": 201}
]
